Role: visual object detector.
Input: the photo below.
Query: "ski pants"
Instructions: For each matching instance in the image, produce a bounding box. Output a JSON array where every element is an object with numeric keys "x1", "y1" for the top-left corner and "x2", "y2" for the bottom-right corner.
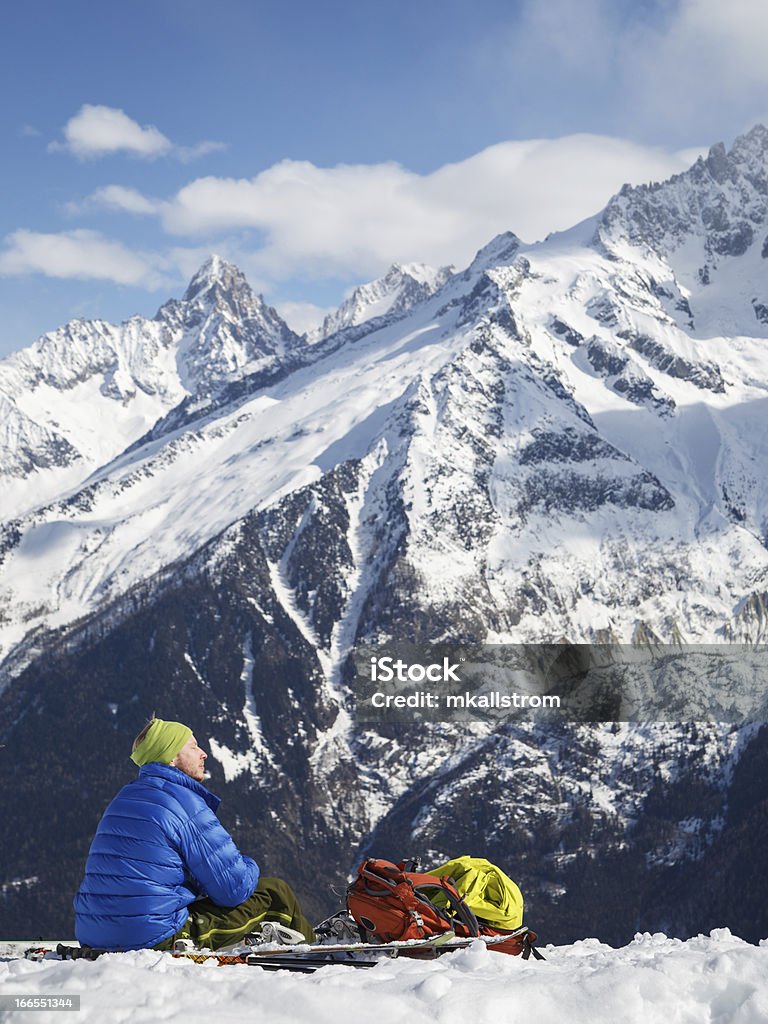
[{"x1": 155, "y1": 876, "x2": 315, "y2": 950}]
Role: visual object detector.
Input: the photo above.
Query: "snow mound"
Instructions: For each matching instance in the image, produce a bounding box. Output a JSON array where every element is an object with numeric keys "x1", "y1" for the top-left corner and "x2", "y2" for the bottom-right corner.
[{"x1": 2, "y1": 931, "x2": 767, "y2": 1024}]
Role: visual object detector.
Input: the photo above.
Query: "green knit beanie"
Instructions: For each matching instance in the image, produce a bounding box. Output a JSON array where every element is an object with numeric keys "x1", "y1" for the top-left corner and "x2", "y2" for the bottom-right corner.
[{"x1": 130, "y1": 718, "x2": 192, "y2": 767}]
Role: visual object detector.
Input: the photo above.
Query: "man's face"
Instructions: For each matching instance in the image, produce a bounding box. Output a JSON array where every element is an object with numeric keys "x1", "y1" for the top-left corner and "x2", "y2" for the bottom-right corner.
[{"x1": 172, "y1": 735, "x2": 207, "y2": 782}]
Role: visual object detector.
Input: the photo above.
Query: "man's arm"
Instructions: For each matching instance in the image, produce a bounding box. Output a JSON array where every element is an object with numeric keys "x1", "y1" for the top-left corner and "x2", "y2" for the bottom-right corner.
[{"x1": 178, "y1": 808, "x2": 260, "y2": 907}]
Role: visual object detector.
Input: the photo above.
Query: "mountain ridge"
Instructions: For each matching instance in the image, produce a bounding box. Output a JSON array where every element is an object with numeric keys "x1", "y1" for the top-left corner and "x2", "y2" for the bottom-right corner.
[{"x1": 309, "y1": 261, "x2": 456, "y2": 342}]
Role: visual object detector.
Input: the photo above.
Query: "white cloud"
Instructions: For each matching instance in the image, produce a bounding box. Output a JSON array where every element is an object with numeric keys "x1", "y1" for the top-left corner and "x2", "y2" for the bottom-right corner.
[
  {"x1": 52, "y1": 105, "x2": 172, "y2": 159},
  {"x1": 0, "y1": 229, "x2": 167, "y2": 288},
  {"x1": 50, "y1": 105, "x2": 225, "y2": 162},
  {"x1": 157, "y1": 134, "x2": 701, "y2": 280},
  {"x1": 176, "y1": 140, "x2": 228, "y2": 163},
  {"x1": 0, "y1": 227, "x2": 274, "y2": 298},
  {"x1": 8, "y1": 131, "x2": 710, "y2": 300},
  {"x1": 69, "y1": 185, "x2": 165, "y2": 216},
  {"x1": 274, "y1": 300, "x2": 336, "y2": 336}
]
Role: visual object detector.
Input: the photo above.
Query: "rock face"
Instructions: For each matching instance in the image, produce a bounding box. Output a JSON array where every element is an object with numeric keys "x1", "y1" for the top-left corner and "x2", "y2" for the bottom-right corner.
[
  {"x1": 3, "y1": 128, "x2": 768, "y2": 943},
  {"x1": 597, "y1": 125, "x2": 768, "y2": 260}
]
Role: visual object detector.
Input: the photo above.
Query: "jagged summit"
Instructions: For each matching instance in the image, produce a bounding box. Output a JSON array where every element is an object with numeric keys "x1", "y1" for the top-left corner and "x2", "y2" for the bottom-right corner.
[
  {"x1": 383, "y1": 262, "x2": 453, "y2": 286},
  {"x1": 0, "y1": 253, "x2": 301, "y2": 510},
  {"x1": 465, "y1": 231, "x2": 522, "y2": 274},
  {"x1": 311, "y1": 260, "x2": 454, "y2": 340},
  {"x1": 597, "y1": 123, "x2": 768, "y2": 262},
  {"x1": 173, "y1": 256, "x2": 301, "y2": 368},
  {"x1": 677, "y1": 123, "x2": 768, "y2": 198},
  {"x1": 711, "y1": 122, "x2": 768, "y2": 177},
  {"x1": 182, "y1": 254, "x2": 252, "y2": 304}
]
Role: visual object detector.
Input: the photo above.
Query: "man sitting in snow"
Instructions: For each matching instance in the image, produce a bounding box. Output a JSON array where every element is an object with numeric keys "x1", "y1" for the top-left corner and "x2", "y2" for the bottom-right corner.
[{"x1": 74, "y1": 716, "x2": 314, "y2": 951}]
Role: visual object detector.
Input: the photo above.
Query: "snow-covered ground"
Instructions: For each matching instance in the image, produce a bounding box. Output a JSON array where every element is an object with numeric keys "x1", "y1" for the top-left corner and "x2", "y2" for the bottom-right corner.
[{"x1": 1, "y1": 931, "x2": 767, "y2": 1024}]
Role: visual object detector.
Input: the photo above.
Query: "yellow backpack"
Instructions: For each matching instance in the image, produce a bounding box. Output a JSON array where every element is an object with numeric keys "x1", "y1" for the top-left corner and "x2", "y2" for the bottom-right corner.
[{"x1": 428, "y1": 855, "x2": 525, "y2": 931}]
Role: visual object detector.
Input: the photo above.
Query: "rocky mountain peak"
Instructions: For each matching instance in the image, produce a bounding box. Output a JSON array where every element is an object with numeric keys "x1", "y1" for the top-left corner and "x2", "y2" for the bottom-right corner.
[
  {"x1": 690, "y1": 124, "x2": 768, "y2": 190},
  {"x1": 173, "y1": 257, "x2": 304, "y2": 376},
  {"x1": 160, "y1": 255, "x2": 302, "y2": 374},
  {"x1": 182, "y1": 254, "x2": 251, "y2": 304},
  {"x1": 310, "y1": 261, "x2": 455, "y2": 341},
  {"x1": 0, "y1": 255, "x2": 303, "y2": 509},
  {"x1": 596, "y1": 123, "x2": 768, "y2": 264},
  {"x1": 702, "y1": 141, "x2": 736, "y2": 185},
  {"x1": 723, "y1": 122, "x2": 768, "y2": 172},
  {"x1": 466, "y1": 231, "x2": 522, "y2": 275},
  {"x1": 382, "y1": 262, "x2": 454, "y2": 288}
]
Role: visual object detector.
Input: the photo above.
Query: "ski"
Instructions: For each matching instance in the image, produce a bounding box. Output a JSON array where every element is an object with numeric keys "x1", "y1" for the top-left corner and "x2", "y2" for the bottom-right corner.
[
  {"x1": 1, "y1": 926, "x2": 542, "y2": 970},
  {"x1": 162, "y1": 930, "x2": 459, "y2": 967},
  {"x1": 0, "y1": 940, "x2": 76, "y2": 961},
  {"x1": 32, "y1": 944, "x2": 373, "y2": 973},
  {"x1": 163, "y1": 949, "x2": 383, "y2": 972},
  {"x1": 246, "y1": 954, "x2": 380, "y2": 973},
  {"x1": 30, "y1": 932, "x2": 456, "y2": 967},
  {"x1": 245, "y1": 928, "x2": 459, "y2": 962}
]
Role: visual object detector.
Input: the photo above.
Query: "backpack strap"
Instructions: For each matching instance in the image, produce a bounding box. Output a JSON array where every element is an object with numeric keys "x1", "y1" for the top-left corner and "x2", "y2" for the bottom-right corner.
[
  {"x1": 409, "y1": 872, "x2": 480, "y2": 937},
  {"x1": 358, "y1": 860, "x2": 409, "y2": 895},
  {"x1": 521, "y1": 932, "x2": 545, "y2": 960}
]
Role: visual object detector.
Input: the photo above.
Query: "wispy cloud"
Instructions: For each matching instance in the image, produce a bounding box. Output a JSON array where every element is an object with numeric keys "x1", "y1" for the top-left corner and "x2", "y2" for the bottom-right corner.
[
  {"x1": 49, "y1": 105, "x2": 225, "y2": 162},
  {"x1": 67, "y1": 184, "x2": 165, "y2": 217},
  {"x1": 630, "y1": 0, "x2": 768, "y2": 119},
  {"x1": 0, "y1": 229, "x2": 168, "y2": 288},
  {"x1": 501, "y1": 0, "x2": 768, "y2": 138},
  {"x1": 175, "y1": 140, "x2": 227, "y2": 163}
]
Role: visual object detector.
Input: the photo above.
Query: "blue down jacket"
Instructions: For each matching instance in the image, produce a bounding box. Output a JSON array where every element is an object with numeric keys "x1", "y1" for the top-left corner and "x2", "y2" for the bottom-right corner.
[{"x1": 74, "y1": 762, "x2": 260, "y2": 950}]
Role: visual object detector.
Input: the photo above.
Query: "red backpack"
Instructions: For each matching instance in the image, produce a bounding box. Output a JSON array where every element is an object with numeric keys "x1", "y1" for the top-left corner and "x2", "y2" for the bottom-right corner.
[
  {"x1": 346, "y1": 858, "x2": 543, "y2": 958},
  {"x1": 347, "y1": 858, "x2": 479, "y2": 942}
]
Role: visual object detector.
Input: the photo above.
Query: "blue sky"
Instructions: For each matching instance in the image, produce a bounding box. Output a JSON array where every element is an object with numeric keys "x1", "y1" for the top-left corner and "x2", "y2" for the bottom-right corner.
[{"x1": 2, "y1": 0, "x2": 768, "y2": 354}]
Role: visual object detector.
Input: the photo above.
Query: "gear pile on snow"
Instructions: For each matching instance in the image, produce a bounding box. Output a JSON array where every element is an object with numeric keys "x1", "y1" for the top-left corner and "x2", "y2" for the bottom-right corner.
[{"x1": 346, "y1": 856, "x2": 542, "y2": 958}]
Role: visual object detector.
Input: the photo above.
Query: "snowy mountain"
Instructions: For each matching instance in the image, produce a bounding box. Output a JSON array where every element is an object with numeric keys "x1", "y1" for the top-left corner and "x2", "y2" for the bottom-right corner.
[
  {"x1": 0, "y1": 254, "x2": 302, "y2": 518},
  {"x1": 2, "y1": 127, "x2": 768, "y2": 944},
  {"x1": 309, "y1": 262, "x2": 455, "y2": 341}
]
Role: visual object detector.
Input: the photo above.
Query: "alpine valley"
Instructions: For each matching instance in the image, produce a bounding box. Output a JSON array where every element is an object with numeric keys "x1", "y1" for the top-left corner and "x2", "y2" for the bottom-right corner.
[{"x1": 2, "y1": 127, "x2": 768, "y2": 945}]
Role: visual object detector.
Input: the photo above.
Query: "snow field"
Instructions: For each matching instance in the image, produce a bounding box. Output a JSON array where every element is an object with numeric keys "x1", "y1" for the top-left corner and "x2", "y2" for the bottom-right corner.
[{"x1": 1, "y1": 931, "x2": 767, "y2": 1024}]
